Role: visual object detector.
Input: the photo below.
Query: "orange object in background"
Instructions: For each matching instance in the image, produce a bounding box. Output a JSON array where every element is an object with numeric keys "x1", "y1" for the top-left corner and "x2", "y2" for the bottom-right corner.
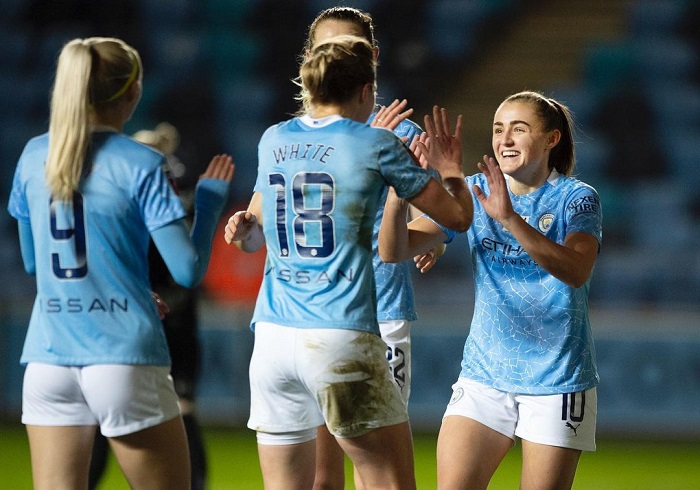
[{"x1": 202, "y1": 206, "x2": 266, "y2": 304}]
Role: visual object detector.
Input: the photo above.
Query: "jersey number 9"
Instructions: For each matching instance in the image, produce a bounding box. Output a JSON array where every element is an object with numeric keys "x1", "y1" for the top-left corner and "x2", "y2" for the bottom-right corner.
[{"x1": 49, "y1": 193, "x2": 88, "y2": 279}]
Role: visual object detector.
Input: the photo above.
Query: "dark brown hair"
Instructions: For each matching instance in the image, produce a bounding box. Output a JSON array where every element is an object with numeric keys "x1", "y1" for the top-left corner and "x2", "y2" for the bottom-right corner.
[{"x1": 305, "y1": 6, "x2": 376, "y2": 53}]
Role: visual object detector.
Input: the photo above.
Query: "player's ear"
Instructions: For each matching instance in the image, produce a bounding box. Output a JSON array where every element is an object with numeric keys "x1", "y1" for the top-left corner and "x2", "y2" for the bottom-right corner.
[
  {"x1": 360, "y1": 83, "x2": 373, "y2": 103},
  {"x1": 546, "y1": 129, "x2": 561, "y2": 149}
]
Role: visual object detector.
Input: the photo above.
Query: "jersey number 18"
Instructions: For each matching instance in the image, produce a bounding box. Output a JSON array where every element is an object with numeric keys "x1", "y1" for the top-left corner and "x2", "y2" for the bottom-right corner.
[{"x1": 269, "y1": 172, "x2": 335, "y2": 259}]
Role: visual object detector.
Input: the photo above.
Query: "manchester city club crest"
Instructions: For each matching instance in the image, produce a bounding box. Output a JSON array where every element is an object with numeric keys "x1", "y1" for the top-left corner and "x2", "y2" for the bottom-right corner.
[{"x1": 538, "y1": 212, "x2": 554, "y2": 232}]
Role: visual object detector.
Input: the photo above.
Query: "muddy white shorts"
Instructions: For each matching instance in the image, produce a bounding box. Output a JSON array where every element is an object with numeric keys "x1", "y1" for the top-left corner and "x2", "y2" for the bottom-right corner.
[
  {"x1": 248, "y1": 322, "x2": 408, "y2": 444},
  {"x1": 443, "y1": 377, "x2": 597, "y2": 451},
  {"x1": 22, "y1": 363, "x2": 181, "y2": 437}
]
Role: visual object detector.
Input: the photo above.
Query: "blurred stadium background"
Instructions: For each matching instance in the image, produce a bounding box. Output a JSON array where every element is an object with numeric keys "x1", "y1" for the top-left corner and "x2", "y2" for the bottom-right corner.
[{"x1": 1, "y1": 0, "x2": 699, "y2": 449}]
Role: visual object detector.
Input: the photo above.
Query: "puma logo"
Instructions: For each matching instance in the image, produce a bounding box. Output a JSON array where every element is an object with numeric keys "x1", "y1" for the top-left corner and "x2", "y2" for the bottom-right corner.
[{"x1": 566, "y1": 422, "x2": 580, "y2": 436}]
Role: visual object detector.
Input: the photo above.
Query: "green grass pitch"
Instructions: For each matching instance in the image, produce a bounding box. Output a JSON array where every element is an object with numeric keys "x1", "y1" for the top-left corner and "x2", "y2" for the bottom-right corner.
[{"x1": 1, "y1": 422, "x2": 698, "y2": 488}]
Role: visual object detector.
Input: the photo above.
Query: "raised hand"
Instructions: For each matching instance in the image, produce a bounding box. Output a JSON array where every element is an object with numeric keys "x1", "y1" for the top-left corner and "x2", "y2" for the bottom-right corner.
[
  {"x1": 200, "y1": 154, "x2": 235, "y2": 183},
  {"x1": 371, "y1": 99, "x2": 414, "y2": 131},
  {"x1": 415, "y1": 106, "x2": 464, "y2": 180},
  {"x1": 408, "y1": 132, "x2": 430, "y2": 169},
  {"x1": 472, "y1": 155, "x2": 516, "y2": 224}
]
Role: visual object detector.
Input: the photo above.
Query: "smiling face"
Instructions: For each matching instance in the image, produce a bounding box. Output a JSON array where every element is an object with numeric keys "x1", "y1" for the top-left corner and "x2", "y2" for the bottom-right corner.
[{"x1": 492, "y1": 100, "x2": 561, "y2": 191}]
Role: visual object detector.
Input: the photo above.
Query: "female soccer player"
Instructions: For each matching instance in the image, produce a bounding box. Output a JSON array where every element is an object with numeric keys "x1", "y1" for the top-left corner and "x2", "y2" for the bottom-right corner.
[
  {"x1": 7, "y1": 37, "x2": 233, "y2": 490},
  {"x1": 380, "y1": 91, "x2": 602, "y2": 490},
  {"x1": 301, "y1": 7, "x2": 444, "y2": 489},
  {"x1": 224, "y1": 35, "x2": 472, "y2": 489}
]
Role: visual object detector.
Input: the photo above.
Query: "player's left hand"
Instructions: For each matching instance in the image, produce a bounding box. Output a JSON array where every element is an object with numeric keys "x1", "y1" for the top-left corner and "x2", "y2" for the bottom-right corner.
[
  {"x1": 200, "y1": 154, "x2": 235, "y2": 183},
  {"x1": 417, "y1": 106, "x2": 463, "y2": 180}
]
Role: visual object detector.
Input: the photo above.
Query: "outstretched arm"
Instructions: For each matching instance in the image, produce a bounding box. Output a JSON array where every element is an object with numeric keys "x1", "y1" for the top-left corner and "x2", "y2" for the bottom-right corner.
[
  {"x1": 224, "y1": 192, "x2": 265, "y2": 253},
  {"x1": 407, "y1": 188, "x2": 446, "y2": 273},
  {"x1": 379, "y1": 185, "x2": 448, "y2": 264},
  {"x1": 403, "y1": 107, "x2": 473, "y2": 233},
  {"x1": 153, "y1": 154, "x2": 234, "y2": 287}
]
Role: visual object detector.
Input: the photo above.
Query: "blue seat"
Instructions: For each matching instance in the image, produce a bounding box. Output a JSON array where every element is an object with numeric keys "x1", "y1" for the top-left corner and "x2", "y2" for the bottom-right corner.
[
  {"x1": 633, "y1": 37, "x2": 697, "y2": 82},
  {"x1": 426, "y1": 0, "x2": 490, "y2": 60},
  {"x1": 202, "y1": 0, "x2": 258, "y2": 26},
  {"x1": 138, "y1": 0, "x2": 194, "y2": 29},
  {"x1": 204, "y1": 28, "x2": 262, "y2": 80},
  {"x1": 215, "y1": 75, "x2": 275, "y2": 121},
  {"x1": 663, "y1": 130, "x2": 700, "y2": 186},
  {"x1": 644, "y1": 81, "x2": 700, "y2": 128},
  {"x1": 548, "y1": 82, "x2": 604, "y2": 126},
  {"x1": 583, "y1": 41, "x2": 637, "y2": 94},
  {"x1": 627, "y1": 0, "x2": 687, "y2": 38},
  {"x1": 147, "y1": 29, "x2": 205, "y2": 76}
]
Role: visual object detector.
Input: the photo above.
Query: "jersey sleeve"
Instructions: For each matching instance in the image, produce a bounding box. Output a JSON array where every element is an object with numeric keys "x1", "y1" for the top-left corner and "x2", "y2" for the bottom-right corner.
[
  {"x1": 135, "y1": 157, "x2": 187, "y2": 231},
  {"x1": 7, "y1": 150, "x2": 30, "y2": 222},
  {"x1": 418, "y1": 174, "x2": 475, "y2": 244},
  {"x1": 376, "y1": 134, "x2": 431, "y2": 200},
  {"x1": 565, "y1": 184, "x2": 603, "y2": 248},
  {"x1": 393, "y1": 118, "x2": 423, "y2": 143}
]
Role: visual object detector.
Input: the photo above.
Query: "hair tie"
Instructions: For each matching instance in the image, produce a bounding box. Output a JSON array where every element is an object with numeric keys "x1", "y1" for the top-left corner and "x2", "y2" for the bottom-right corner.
[{"x1": 105, "y1": 53, "x2": 139, "y2": 102}]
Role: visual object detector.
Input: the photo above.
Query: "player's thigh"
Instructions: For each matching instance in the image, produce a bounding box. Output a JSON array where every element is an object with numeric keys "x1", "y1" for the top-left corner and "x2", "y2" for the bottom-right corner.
[
  {"x1": 437, "y1": 415, "x2": 512, "y2": 490},
  {"x1": 438, "y1": 378, "x2": 516, "y2": 489},
  {"x1": 109, "y1": 416, "x2": 190, "y2": 490},
  {"x1": 314, "y1": 424, "x2": 345, "y2": 490},
  {"x1": 515, "y1": 389, "x2": 595, "y2": 490},
  {"x1": 336, "y1": 422, "x2": 416, "y2": 490},
  {"x1": 258, "y1": 439, "x2": 316, "y2": 490},
  {"x1": 26, "y1": 424, "x2": 96, "y2": 490},
  {"x1": 520, "y1": 440, "x2": 581, "y2": 490}
]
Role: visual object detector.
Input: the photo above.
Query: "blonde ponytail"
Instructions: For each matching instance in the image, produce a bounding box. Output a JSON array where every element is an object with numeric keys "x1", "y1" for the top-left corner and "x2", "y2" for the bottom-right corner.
[
  {"x1": 45, "y1": 39, "x2": 92, "y2": 202},
  {"x1": 45, "y1": 37, "x2": 142, "y2": 202}
]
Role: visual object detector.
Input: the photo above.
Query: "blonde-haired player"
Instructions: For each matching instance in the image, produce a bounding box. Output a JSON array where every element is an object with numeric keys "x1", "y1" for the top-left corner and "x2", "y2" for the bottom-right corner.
[{"x1": 8, "y1": 37, "x2": 233, "y2": 489}]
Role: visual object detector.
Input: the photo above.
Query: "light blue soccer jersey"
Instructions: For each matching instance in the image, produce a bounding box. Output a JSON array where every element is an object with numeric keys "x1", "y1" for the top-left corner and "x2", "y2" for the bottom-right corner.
[
  {"x1": 369, "y1": 117, "x2": 422, "y2": 321},
  {"x1": 443, "y1": 171, "x2": 602, "y2": 394},
  {"x1": 251, "y1": 115, "x2": 432, "y2": 334},
  {"x1": 8, "y1": 131, "x2": 186, "y2": 366}
]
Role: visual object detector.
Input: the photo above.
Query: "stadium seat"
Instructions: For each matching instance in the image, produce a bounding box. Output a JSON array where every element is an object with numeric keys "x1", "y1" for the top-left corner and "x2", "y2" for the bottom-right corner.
[
  {"x1": 626, "y1": 0, "x2": 688, "y2": 38},
  {"x1": 633, "y1": 37, "x2": 697, "y2": 82}
]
